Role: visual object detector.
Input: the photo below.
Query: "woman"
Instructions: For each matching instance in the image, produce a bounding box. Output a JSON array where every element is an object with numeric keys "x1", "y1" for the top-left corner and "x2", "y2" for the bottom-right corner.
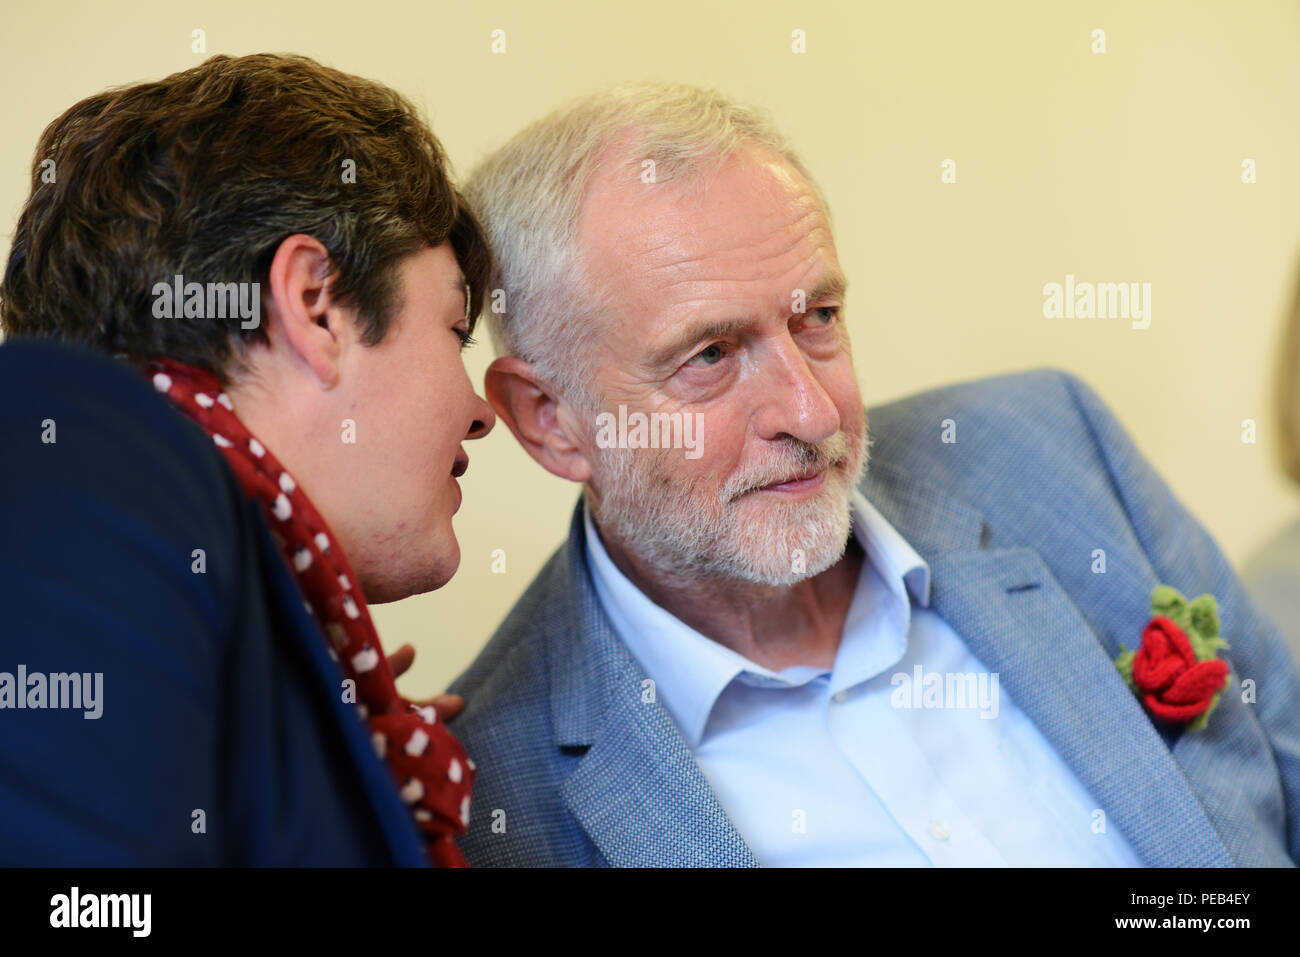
[{"x1": 0, "y1": 54, "x2": 494, "y2": 865}]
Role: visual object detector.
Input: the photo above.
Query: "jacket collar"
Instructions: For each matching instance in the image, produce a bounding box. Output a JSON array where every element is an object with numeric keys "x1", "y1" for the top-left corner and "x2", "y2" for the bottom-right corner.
[{"x1": 541, "y1": 498, "x2": 755, "y2": 865}]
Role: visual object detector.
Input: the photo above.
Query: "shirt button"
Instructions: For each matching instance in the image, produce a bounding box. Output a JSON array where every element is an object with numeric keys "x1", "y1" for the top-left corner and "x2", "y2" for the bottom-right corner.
[
  {"x1": 833, "y1": 690, "x2": 848, "y2": 704},
  {"x1": 930, "y1": 820, "x2": 950, "y2": 841}
]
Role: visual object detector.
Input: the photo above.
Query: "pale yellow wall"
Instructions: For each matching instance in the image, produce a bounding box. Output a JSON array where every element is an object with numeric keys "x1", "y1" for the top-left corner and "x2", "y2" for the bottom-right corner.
[{"x1": 3, "y1": 1, "x2": 1297, "y2": 697}]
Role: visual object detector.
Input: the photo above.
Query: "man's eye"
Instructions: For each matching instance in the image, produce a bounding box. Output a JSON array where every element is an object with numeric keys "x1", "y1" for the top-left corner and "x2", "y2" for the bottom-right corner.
[
  {"x1": 685, "y1": 342, "x2": 726, "y2": 367},
  {"x1": 454, "y1": 327, "x2": 477, "y2": 350},
  {"x1": 806, "y1": 306, "x2": 839, "y2": 325}
]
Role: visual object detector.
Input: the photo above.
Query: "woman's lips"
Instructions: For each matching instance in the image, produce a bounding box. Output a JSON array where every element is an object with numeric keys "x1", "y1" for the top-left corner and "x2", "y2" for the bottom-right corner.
[{"x1": 450, "y1": 452, "x2": 469, "y2": 515}]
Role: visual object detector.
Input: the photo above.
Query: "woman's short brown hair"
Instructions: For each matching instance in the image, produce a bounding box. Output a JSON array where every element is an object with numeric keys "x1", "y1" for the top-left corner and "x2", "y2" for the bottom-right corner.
[{"x1": 0, "y1": 53, "x2": 490, "y2": 382}]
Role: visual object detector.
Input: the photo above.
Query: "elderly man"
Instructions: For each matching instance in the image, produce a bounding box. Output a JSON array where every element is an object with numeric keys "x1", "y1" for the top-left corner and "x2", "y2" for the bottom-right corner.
[{"x1": 449, "y1": 82, "x2": 1300, "y2": 867}]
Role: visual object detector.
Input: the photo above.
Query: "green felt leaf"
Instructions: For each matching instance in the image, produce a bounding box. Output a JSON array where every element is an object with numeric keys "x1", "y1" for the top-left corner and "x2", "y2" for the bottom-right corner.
[
  {"x1": 1187, "y1": 595, "x2": 1220, "y2": 639},
  {"x1": 1150, "y1": 585, "x2": 1190, "y2": 631},
  {"x1": 1185, "y1": 595, "x2": 1230, "y2": 662},
  {"x1": 1188, "y1": 632, "x2": 1230, "y2": 662},
  {"x1": 1187, "y1": 674, "x2": 1232, "y2": 732},
  {"x1": 1114, "y1": 646, "x2": 1136, "y2": 692}
]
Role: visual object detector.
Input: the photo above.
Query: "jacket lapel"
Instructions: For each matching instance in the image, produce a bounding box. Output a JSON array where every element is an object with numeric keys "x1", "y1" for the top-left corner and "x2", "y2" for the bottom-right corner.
[
  {"x1": 250, "y1": 502, "x2": 429, "y2": 866},
  {"x1": 863, "y1": 461, "x2": 1234, "y2": 867},
  {"x1": 549, "y1": 502, "x2": 758, "y2": 867}
]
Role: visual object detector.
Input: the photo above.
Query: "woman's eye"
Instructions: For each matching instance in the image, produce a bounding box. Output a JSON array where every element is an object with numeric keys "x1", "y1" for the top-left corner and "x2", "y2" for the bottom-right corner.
[
  {"x1": 454, "y1": 327, "x2": 477, "y2": 350},
  {"x1": 685, "y1": 342, "x2": 726, "y2": 367}
]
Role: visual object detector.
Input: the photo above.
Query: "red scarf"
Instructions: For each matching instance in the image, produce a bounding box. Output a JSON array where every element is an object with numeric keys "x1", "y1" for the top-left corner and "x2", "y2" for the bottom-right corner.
[{"x1": 150, "y1": 359, "x2": 474, "y2": 867}]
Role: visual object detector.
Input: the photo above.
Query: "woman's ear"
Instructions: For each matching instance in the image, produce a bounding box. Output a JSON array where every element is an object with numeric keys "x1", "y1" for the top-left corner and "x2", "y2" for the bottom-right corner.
[
  {"x1": 485, "y1": 356, "x2": 592, "y2": 483},
  {"x1": 264, "y1": 233, "x2": 347, "y2": 389}
]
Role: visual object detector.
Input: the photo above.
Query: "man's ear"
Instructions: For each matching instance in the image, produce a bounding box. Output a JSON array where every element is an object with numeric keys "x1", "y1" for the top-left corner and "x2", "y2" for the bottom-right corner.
[
  {"x1": 264, "y1": 233, "x2": 347, "y2": 389},
  {"x1": 485, "y1": 356, "x2": 593, "y2": 483}
]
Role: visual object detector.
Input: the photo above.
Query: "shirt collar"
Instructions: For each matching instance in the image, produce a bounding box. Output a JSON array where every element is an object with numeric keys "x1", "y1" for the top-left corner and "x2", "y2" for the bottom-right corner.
[
  {"x1": 582, "y1": 488, "x2": 931, "y2": 749},
  {"x1": 849, "y1": 488, "x2": 931, "y2": 609}
]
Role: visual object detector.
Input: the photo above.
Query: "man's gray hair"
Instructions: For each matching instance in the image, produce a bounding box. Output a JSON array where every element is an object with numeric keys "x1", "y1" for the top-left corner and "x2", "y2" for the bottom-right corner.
[{"x1": 464, "y1": 80, "x2": 827, "y2": 411}]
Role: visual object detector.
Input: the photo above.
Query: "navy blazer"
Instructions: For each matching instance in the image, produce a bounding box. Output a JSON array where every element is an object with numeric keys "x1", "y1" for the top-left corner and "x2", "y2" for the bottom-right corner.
[{"x1": 0, "y1": 338, "x2": 427, "y2": 865}]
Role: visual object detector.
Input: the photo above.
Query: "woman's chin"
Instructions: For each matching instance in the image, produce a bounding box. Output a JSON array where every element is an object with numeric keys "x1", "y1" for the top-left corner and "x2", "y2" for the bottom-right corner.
[
  {"x1": 422, "y1": 526, "x2": 462, "y2": 592},
  {"x1": 429, "y1": 543, "x2": 461, "y2": 591},
  {"x1": 359, "y1": 537, "x2": 460, "y2": 604}
]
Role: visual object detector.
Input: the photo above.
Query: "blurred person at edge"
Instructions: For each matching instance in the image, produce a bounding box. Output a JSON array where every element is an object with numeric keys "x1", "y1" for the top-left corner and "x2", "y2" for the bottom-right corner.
[
  {"x1": 0, "y1": 54, "x2": 495, "y2": 865},
  {"x1": 446, "y1": 81, "x2": 1300, "y2": 868},
  {"x1": 1245, "y1": 261, "x2": 1300, "y2": 666}
]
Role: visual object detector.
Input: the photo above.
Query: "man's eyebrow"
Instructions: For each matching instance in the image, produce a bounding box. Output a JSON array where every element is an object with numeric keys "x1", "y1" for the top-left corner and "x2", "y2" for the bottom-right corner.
[
  {"x1": 644, "y1": 316, "x2": 754, "y2": 371},
  {"x1": 643, "y1": 270, "x2": 850, "y2": 371},
  {"x1": 803, "y1": 270, "x2": 849, "y2": 304}
]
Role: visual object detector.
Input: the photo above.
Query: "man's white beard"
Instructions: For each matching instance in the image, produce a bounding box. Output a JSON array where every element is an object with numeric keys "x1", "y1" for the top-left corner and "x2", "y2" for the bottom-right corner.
[{"x1": 588, "y1": 417, "x2": 870, "y2": 588}]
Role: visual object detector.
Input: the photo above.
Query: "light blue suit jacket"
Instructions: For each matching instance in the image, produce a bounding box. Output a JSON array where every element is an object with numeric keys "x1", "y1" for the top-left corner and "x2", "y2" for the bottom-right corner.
[{"x1": 448, "y1": 369, "x2": 1300, "y2": 867}]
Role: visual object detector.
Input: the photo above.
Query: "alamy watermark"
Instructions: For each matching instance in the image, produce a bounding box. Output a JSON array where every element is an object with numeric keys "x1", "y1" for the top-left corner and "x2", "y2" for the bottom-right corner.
[
  {"x1": 50, "y1": 887, "x2": 150, "y2": 937},
  {"x1": 1042, "y1": 274, "x2": 1151, "y2": 330},
  {"x1": 595, "y1": 404, "x2": 704, "y2": 460},
  {"x1": 151, "y1": 273, "x2": 260, "y2": 329},
  {"x1": 890, "y1": 664, "x2": 999, "y2": 719},
  {"x1": 0, "y1": 665, "x2": 103, "y2": 719}
]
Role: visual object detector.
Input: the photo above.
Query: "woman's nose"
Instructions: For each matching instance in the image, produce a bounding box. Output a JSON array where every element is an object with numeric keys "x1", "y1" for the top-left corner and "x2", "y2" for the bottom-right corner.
[{"x1": 466, "y1": 393, "x2": 496, "y2": 440}]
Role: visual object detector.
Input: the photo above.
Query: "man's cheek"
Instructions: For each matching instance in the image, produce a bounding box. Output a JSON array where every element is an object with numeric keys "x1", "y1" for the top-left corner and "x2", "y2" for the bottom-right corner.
[{"x1": 835, "y1": 388, "x2": 865, "y2": 432}]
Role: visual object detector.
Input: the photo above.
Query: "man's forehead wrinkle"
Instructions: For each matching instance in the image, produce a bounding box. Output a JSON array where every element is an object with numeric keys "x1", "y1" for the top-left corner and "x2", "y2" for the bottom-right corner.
[
  {"x1": 633, "y1": 209, "x2": 832, "y2": 282},
  {"x1": 650, "y1": 256, "x2": 840, "y2": 332},
  {"x1": 641, "y1": 235, "x2": 837, "y2": 307}
]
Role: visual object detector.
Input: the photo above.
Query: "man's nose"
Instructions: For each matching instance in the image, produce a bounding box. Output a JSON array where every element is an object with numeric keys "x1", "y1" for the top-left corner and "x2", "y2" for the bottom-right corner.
[{"x1": 750, "y1": 334, "x2": 840, "y2": 445}]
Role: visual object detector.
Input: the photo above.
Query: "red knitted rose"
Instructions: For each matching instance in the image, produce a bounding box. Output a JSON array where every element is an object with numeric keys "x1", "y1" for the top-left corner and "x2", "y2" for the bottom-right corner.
[
  {"x1": 1130, "y1": 616, "x2": 1230, "y2": 723},
  {"x1": 1115, "y1": 586, "x2": 1233, "y2": 731}
]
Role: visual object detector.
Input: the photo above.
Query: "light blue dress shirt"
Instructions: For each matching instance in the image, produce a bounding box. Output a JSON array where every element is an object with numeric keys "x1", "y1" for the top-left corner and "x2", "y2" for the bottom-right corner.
[{"x1": 582, "y1": 492, "x2": 1143, "y2": 866}]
